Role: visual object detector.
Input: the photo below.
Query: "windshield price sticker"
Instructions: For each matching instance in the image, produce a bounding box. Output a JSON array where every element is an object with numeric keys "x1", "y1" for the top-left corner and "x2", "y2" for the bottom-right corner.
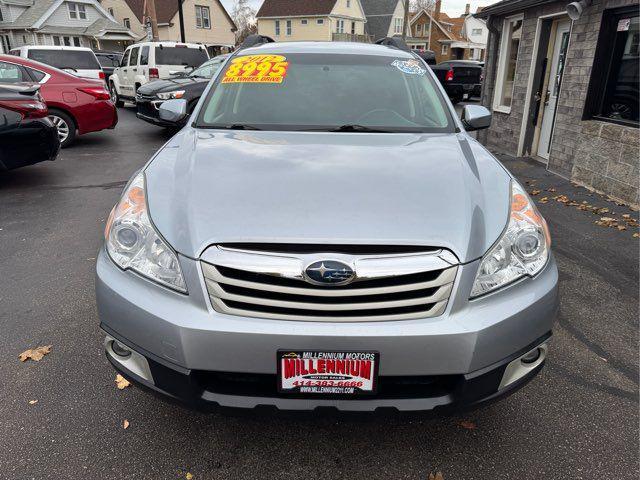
[
  {"x1": 391, "y1": 59, "x2": 426, "y2": 76},
  {"x1": 222, "y1": 54, "x2": 289, "y2": 84},
  {"x1": 278, "y1": 351, "x2": 379, "y2": 395}
]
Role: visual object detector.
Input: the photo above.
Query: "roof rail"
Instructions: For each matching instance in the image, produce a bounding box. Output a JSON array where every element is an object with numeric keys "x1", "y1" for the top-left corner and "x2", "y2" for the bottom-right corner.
[
  {"x1": 238, "y1": 34, "x2": 275, "y2": 50},
  {"x1": 375, "y1": 36, "x2": 410, "y2": 52}
]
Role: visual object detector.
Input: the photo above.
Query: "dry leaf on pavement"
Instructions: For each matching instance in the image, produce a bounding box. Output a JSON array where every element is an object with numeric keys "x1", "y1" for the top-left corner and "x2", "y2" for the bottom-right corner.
[
  {"x1": 530, "y1": 189, "x2": 541, "y2": 196},
  {"x1": 28, "y1": 400, "x2": 38, "y2": 405},
  {"x1": 186, "y1": 473, "x2": 194, "y2": 480},
  {"x1": 459, "y1": 420, "x2": 477, "y2": 430},
  {"x1": 428, "y1": 472, "x2": 444, "y2": 480},
  {"x1": 19, "y1": 345, "x2": 52, "y2": 362},
  {"x1": 115, "y1": 374, "x2": 130, "y2": 390},
  {"x1": 123, "y1": 419, "x2": 129, "y2": 429},
  {"x1": 634, "y1": 233, "x2": 639, "y2": 238},
  {"x1": 539, "y1": 197, "x2": 549, "y2": 204}
]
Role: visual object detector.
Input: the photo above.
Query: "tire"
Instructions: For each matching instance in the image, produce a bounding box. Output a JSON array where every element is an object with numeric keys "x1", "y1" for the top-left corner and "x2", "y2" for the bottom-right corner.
[
  {"x1": 48, "y1": 109, "x2": 76, "y2": 148},
  {"x1": 451, "y1": 94, "x2": 463, "y2": 105},
  {"x1": 110, "y1": 82, "x2": 124, "y2": 107}
]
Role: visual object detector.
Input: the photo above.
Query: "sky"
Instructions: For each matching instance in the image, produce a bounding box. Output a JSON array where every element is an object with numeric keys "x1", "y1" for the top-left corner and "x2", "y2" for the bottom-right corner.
[{"x1": 218, "y1": 0, "x2": 490, "y2": 19}]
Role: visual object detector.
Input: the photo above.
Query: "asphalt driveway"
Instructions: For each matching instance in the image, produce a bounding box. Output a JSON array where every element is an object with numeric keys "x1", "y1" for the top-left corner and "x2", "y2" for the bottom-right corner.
[{"x1": 0, "y1": 108, "x2": 637, "y2": 480}]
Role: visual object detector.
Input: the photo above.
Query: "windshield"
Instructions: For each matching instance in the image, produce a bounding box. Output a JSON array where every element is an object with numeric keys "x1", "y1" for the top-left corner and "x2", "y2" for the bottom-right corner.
[
  {"x1": 196, "y1": 53, "x2": 452, "y2": 132},
  {"x1": 27, "y1": 49, "x2": 100, "y2": 70},
  {"x1": 96, "y1": 54, "x2": 122, "y2": 67},
  {"x1": 154, "y1": 47, "x2": 208, "y2": 67},
  {"x1": 189, "y1": 56, "x2": 226, "y2": 78}
]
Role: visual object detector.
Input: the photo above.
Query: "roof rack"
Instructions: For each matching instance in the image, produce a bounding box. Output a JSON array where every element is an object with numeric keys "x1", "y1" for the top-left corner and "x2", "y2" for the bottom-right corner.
[
  {"x1": 238, "y1": 34, "x2": 275, "y2": 51},
  {"x1": 375, "y1": 36, "x2": 410, "y2": 52}
]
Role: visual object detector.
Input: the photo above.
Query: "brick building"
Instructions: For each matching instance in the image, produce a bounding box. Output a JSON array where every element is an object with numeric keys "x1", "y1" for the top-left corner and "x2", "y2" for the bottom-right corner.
[
  {"x1": 407, "y1": 1, "x2": 487, "y2": 63},
  {"x1": 476, "y1": 0, "x2": 639, "y2": 205}
]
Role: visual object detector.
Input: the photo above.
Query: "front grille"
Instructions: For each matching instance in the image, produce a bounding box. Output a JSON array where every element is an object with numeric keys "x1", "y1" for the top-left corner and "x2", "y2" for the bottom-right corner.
[
  {"x1": 201, "y1": 246, "x2": 458, "y2": 322},
  {"x1": 136, "y1": 100, "x2": 157, "y2": 117}
]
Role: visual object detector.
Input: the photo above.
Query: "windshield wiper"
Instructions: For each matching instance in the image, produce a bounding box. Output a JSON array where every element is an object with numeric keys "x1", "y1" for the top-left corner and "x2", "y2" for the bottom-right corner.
[
  {"x1": 329, "y1": 124, "x2": 392, "y2": 133},
  {"x1": 209, "y1": 123, "x2": 263, "y2": 130}
]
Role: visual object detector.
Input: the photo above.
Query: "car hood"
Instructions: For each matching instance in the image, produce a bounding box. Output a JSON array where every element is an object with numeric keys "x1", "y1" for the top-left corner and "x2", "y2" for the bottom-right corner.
[
  {"x1": 145, "y1": 130, "x2": 512, "y2": 262},
  {"x1": 137, "y1": 77, "x2": 202, "y2": 94}
]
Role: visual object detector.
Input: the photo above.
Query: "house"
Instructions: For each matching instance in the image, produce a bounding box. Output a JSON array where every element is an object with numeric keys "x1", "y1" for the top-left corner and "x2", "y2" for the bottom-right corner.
[
  {"x1": 360, "y1": 0, "x2": 405, "y2": 43},
  {"x1": 100, "y1": 0, "x2": 236, "y2": 52},
  {"x1": 476, "y1": 0, "x2": 639, "y2": 206},
  {"x1": 256, "y1": 0, "x2": 369, "y2": 43},
  {"x1": 0, "y1": 0, "x2": 137, "y2": 53},
  {"x1": 408, "y1": 1, "x2": 486, "y2": 62}
]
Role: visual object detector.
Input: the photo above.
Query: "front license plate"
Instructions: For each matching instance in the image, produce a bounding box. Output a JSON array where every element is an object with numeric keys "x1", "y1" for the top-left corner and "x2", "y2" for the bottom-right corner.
[{"x1": 277, "y1": 350, "x2": 379, "y2": 396}]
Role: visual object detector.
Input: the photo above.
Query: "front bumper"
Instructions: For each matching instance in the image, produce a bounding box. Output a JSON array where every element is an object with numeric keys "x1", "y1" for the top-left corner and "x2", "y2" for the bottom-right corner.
[
  {"x1": 136, "y1": 100, "x2": 183, "y2": 128},
  {"x1": 96, "y1": 248, "x2": 558, "y2": 411}
]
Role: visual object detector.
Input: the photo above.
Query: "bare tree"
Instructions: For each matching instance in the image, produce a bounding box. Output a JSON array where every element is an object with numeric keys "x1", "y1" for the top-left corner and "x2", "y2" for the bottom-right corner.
[
  {"x1": 410, "y1": 0, "x2": 435, "y2": 13},
  {"x1": 231, "y1": 0, "x2": 257, "y2": 44}
]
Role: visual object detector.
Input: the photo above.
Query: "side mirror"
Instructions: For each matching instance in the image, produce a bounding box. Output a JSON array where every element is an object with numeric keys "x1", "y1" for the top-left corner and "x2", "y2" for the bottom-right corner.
[
  {"x1": 461, "y1": 105, "x2": 492, "y2": 131},
  {"x1": 159, "y1": 99, "x2": 188, "y2": 123}
]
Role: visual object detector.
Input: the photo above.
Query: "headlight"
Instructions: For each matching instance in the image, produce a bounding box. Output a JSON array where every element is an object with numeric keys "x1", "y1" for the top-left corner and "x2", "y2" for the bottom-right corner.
[
  {"x1": 104, "y1": 172, "x2": 187, "y2": 293},
  {"x1": 156, "y1": 90, "x2": 185, "y2": 100},
  {"x1": 470, "y1": 181, "x2": 550, "y2": 298}
]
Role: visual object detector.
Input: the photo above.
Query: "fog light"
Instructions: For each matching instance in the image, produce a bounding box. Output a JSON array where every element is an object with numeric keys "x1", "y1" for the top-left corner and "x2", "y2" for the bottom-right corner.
[
  {"x1": 521, "y1": 348, "x2": 541, "y2": 364},
  {"x1": 111, "y1": 340, "x2": 131, "y2": 358}
]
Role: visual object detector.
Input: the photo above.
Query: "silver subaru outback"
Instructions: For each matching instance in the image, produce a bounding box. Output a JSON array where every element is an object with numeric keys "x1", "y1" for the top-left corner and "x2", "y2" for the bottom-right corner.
[{"x1": 96, "y1": 39, "x2": 558, "y2": 412}]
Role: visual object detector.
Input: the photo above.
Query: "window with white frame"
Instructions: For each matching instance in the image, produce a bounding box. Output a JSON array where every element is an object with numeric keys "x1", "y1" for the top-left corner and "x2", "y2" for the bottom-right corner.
[
  {"x1": 108, "y1": 7, "x2": 114, "y2": 16},
  {"x1": 301, "y1": 19, "x2": 308, "y2": 25},
  {"x1": 286, "y1": 19, "x2": 292, "y2": 35},
  {"x1": 493, "y1": 15, "x2": 523, "y2": 111},
  {"x1": 441, "y1": 44, "x2": 448, "y2": 55},
  {"x1": 394, "y1": 17, "x2": 403, "y2": 34},
  {"x1": 123, "y1": 18, "x2": 130, "y2": 28},
  {"x1": 336, "y1": 19, "x2": 345, "y2": 33},
  {"x1": 68, "y1": 2, "x2": 87, "y2": 20},
  {"x1": 317, "y1": 19, "x2": 324, "y2": 25},
  {"x1": 347, "y1": 0, "x2": 351, "y2": 7},
  {"x1": 275, "y1": 20, "x2": 281, "y2": 35},
  {"x1": 195, "y1": 5, "x2": 211, "y2": 29},
  {"x1": 416, "y1": 24, "x2": 422, "y2": 34},
  {"x1": 472, "y1": 28, "x2": 482, "y2": 35}
]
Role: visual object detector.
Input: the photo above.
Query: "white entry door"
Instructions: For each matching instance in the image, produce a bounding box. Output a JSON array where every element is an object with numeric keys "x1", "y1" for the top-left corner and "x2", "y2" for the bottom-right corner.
[{"x1": 537, "y1": 20, "x2": 571, "y2": 159}]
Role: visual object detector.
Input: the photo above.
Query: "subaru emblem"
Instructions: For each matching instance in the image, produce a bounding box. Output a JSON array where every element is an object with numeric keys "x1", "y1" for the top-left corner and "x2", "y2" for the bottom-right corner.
[{"x1": 304, "y1": 260, "x2": 355, "y2": 286}]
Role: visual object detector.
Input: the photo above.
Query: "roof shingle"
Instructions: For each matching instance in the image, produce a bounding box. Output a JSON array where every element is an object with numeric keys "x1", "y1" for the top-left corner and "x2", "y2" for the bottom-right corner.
[{"x1": 256, "y1": 0, "x2": 338, "y2": 17}]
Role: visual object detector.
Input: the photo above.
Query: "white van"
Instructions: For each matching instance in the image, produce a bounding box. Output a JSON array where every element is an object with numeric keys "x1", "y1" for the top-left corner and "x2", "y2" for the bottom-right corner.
[
  {"x1": 109, "y1": 41, "x2": 209, "y2": 105},
  {"x1": 9, "y1": 46, "x2": 104, "y2": 81}
]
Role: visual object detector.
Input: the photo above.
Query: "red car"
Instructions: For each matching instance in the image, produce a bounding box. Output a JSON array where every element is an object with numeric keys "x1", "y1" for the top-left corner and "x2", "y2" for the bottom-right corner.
[{"x1": 0, "y1": 54, "x2": 117, "y2": 147}]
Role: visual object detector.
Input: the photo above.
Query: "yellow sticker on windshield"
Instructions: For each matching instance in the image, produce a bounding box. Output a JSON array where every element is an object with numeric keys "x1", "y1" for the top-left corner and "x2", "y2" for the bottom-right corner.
[{"x1": 222, "y1": 54, "x2": 289, "y2": 84}]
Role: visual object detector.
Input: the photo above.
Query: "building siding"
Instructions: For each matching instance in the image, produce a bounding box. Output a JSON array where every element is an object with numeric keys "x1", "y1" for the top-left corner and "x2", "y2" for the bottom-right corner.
[
  {"x1": 479, "y1": 0, "x2": 639, "y2": 205},
  {"x1": 161, "y1": 0, "x2": 235, "y2": 45},
  {"x1": 46, "y1": 2, "x2": 103, "y2": 27}
]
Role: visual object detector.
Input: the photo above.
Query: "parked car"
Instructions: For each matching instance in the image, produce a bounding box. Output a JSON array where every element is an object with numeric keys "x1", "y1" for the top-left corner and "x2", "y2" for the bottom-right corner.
[
  {"x1": 135, "y1": 54, "x2": 229, "y2": 128},
  {"x1": 96, "y1": 39, "x2": 558, "y2": 412},
  {"x1": 415, "y1": 49, "x2": 437, "y2": 65},
  {"x1": 109, "y1": 42, "x2": 209, "y2": 106},
  {"x1": 0, "y1": 83, "x2": 59, "y2": 171},
  {"x1": 431, "y1": 60, "x2": 484, "y2": 103},
  {"x1": 8, "y1": 46, "x2": 105, "y2": 81},
  {"x1": 0, "y1": 55, "x2": 118, "y2": 147},
  {"x1": 95, "y1": 51, "x2": 123, "y2": 84}
]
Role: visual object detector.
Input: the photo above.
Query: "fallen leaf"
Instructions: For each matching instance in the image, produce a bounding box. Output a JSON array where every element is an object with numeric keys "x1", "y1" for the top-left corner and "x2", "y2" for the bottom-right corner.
[
  {"x1": 556, "y1": 195, "x2": 569, "y2": 203},
  {"x1": 19, "y1": 345, "x2": 52, "y2": 362},
  {"x1": 547, "y1": 187, "x2": 556, "y2": 192},
  {"x1": 123, "y1": 419, "x2": 129, "y2": 429},
  {"x1": 539, "y1": 197, "x2": 549, "y2": 204},
  {"x1": 428, "y1": 472, "x2": 444, "y2": 480},
  {"x1": 634, "y1": 233, "x2": 639, "y2": 238},
  {"x1": 459, "y1": 420, "x2": 477, "y2": 430},
  {"x1": 28, "y1": 400, "x2": 38, "y2": 405},
  {"x1": 530, "y1": 189, "x2": 541, "y2": 196},
  {"x1": 186, "y1": 474, "x2": 194, "y2": 480},
  {"x1": 622, "y1": 214, "x2": 631, "y2": 219},
  {"x1": 617, "y1": 225, "x2": 627, "y2": 231},
  {"x1": 115, "y1": 374, "x2": 130, "y2": 390}
]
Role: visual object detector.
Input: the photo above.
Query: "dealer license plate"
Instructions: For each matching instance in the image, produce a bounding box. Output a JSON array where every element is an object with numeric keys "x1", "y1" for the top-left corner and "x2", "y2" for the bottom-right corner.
[{"x1": 277, "y1": 350, "x2": 379, "y2": 396}]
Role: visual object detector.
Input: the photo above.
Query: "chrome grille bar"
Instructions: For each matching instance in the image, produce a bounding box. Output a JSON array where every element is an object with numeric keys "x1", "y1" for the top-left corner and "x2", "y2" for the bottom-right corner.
[{"x1": 201, "y1": 246, "x2": 458, "y2": 322}]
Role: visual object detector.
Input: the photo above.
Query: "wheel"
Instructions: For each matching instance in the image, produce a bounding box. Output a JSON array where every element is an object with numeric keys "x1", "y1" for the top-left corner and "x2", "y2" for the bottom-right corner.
[
  {"x1": 109, "y1": 82, "x2": 124, "y2": 107},
  {"x1": 48, "y1": 109, "x2": 76, "y2": 148}
]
